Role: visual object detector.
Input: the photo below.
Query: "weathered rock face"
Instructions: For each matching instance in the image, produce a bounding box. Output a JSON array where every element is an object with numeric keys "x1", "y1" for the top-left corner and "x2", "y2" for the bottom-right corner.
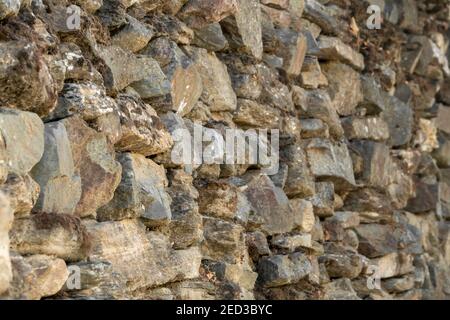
[
  {"x1": 10, "y1": 213, "x2": 92, "y2": 262},
  {"x1": 0, "y1": 0, "x2": 449, "y2": 301},
  {"x1": 0, "y1": 42, "x2": 57, "y2": 117},
  {"x1": 84, "y1": 219, "x2": 201, "y2": 295},
  {"x1": 0, "y1": 108, "x2": 44, "y2": 175},
  {"x1": 98, "y1": 153, "x2": 171, "y2": 226},
  {"x1": 31, "y1": 116, "x2": 122, "y2": 218}
]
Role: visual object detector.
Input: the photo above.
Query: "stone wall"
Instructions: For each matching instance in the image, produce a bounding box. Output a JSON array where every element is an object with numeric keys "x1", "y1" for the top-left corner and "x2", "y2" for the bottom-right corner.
[{"x1": 0, "y1": 0, "x2": 449, "y2": 300}]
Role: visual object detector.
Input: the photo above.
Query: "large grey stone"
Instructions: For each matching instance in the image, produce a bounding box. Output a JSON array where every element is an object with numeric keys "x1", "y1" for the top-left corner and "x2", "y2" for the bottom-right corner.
[
  {"x1": 316, "y1": 36, "x2": 365, "y2": 71},
  {"x1": 257, "y1": 253, "x2": 312, "y2": 287},
  {"x1": 30, "y1": 121, "x2": 82, "y2": 215},
  {"x1": 0, "y1": 108, "x2": 44, "y2": 175},
  {"x1": 244, "y1": 174, "x2": 296, "y2": 235},
  {"x1": 292, "y1": 86, "x2": 344, "y2": 138},
  {"x1": 98, "y1": 153, "x2": 172, "y2": 226},
  {"x1": 304, "y1": 138, "x2": 356, "y2": 190},
  {"x1": 141, "y1": 38, "x2": 203, "y2": 116}
]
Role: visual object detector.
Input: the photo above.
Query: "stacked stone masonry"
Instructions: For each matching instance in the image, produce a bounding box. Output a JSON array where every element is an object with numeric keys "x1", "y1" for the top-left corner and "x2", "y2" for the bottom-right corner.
[{"x1": 0, "y1": 0, "x2": 449, "y2": 300}]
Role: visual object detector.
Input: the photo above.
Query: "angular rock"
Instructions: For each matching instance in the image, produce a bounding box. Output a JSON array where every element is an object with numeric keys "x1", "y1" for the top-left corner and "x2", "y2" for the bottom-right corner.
[
  {"x1": 355, "y1": 223, "x2": 420, "y2": 259},
  {"x1": 0, "y1": 108, "x2": 44, "y2": 176},
  {"x1": 46, "y1": 82, "x2": 117, "y2": 121},
  {"x1": 303, "y1": 0, "x2": 343, "y2": 36},
  {"x1": 142, "y1": 38, "x2": 203, "y2": 116},
  {"x1": 271, "y1": 233, "x2": 313, "y2": 252},
  {"x1": 178, "y1": 0, "x2": 237, "y2": 29},
  {"x1": 343, "y1": 188, "x2": 393, "y2": 216},
  {"x1": 257, "y1": 253, "x2": 312, "y2": 287},
  {"x1": 281, "y1": 144, "x2": 315, "y2": 198},
  {"x1": 62, "y1": 117, "x2": 122, "y2": 217},
  {"x1": 300, "y1": 119, "x2": 329, "y2": 139},
  {"x1": 30, "y1": 121, "x2": 82, "y2": 215},
  {"x1": 244, "y1": 174, "x2": 296, "y2": 235},
  {"x1": 371, "y1": 253, "x2": 415, "y2": 279},
  {"x1": 85, "y1": 220, "x2": 201, "y2": 292},
  {"x1": 197, "y1": 180, "x2": 240, "y2": 220},
  {"x1": 263, "y1": 26, "x2": 307, "y2": 77},
  {"x1": 257, "y1": 64, "x2": 294, "y2": 112},
  {"x1": 436, "y1": 105, "x2": 450, "y2": 135},
  {"x1": 143, "y1": 12, "x2": 194, "y2": 45},
  {"x1": 327, "y1": 212, "x2": 360, "y2": 229},
  {"x1": 0, "y1": 41, "x2": 57, "y2": 117},
  {"x1": 96, "y1": 45, "x2": 169, "y2": 95},
  {"x1": 0, "y1": 174, "x2": 39, "y2": 218},
  {"x1": 3, "y1": 254, "x2": 68, "y2": 300},
  {"x1": 322, "y1": 62, "x2": 363, "y2": 116},
  {"x1": 322, "y1": 278, "x2": 360, "y2": 300},
  {"x1": 292, "y1": 87, "x2": 344, "y2": 138},
  {"x1": 111, "y1": 15, "x2": 154, "y2": 52},
  {"x1": 233, "y1": 99, "x2": 280, "y2": 129},
  {"x1": 405, "y1": 179, "x2": 439, "y2": 213},
  {"x1": 167, "y1": 170, "x2": 203, "y2": 249},
  {"x1": 360, "y1": 77, "x2": 413, "y2": 146},
  {"x1": 98, "y1": 153, "x2": 172, "y2": 225},
  {"x1": 261, "y1": 4, "x2": 291, "y2": 28},
  {"x1": 202, "y1": 217, "x2": 245, "y2": 264},
  {"x1": 221, "y1": 0, "x2": 263, "y2": 60},
  {"x1": 304, "y1": 139, "x2": 356, "y2": 190},
  {"x1": 342, "y1": 117, "x2": 390, "y2": 141},
  {"x1": 320, "y1": 251, "x2": 364, "y2": 279},
  {"x1": 309, "y1": 182, "x2": 335, "y2": 218},
  {"x1": 75, "y1": 0, "x2": 103, "y2": 13},
  {"x1": 290, "y1": 199, "x2": 315, "y2": 233},
  {"x1": 298, "y1": 56, "x2": 328, "y2": 89},
  {"x1": 316, "y1": 36, "x2": 365, "y2": 71},
  {"x1": 192, "y1": 22, "x2": 229, "y2": 51},
  {"x1": 382, "y1": 274, "x2": 415, "y2": 293},
  {"x1": 92, "y1": 111, "x2": 123, "y2": 145},
  {"x1": 115, "y1": 94, "x2": 173, "y2": 156},
  {"x1": 246, "y1": 231, "x2": 271, "y2": 261},
  {"x1": 10, "y1": 213, "x2": 92, "y2": 262},
  {"x1": 185, "y1": 47, "x2": 237, "y2": 112}
]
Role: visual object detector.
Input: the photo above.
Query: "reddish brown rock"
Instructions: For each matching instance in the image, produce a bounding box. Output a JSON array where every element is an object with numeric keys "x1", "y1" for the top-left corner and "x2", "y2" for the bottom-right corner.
[{"x1": 63, "y1": 117, "x2": 122, "y2": 217}]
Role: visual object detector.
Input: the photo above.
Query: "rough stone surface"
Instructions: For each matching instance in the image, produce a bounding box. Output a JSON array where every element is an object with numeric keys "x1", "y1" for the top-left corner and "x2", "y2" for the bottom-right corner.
[
  {"x1": 185, "y1": 47, "x2": 237, "y2": 112},
  {"x1": 10, "y1": 213, "x2": 92, "y2": 262},
  {"x1": 304, "y1": 139, "x2": 356, "y2": 190},
  {"x1": 85, "y1": 219, "x2": 201, "y2": 294},
  {"x1": 98, "y1": 153, "x2": 171, "y2": 226},
  {"x1": 115, "y1": 94, "x2": 173, "y2": 156},
  {"x1": 0, "y1": 0, "x2": 449, "y2": 301},
  {"x1": 0, "y1": 108, "x2": 44, "y2": 175}
]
